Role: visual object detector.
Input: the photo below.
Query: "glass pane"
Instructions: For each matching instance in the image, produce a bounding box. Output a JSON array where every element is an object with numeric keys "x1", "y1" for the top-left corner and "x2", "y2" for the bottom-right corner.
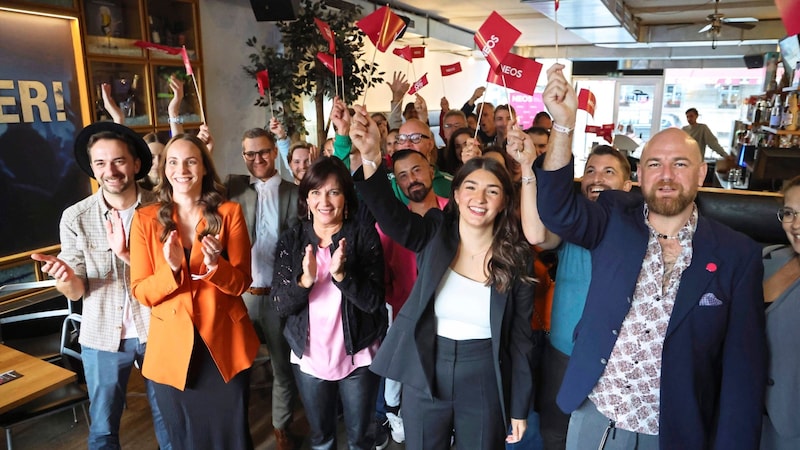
[
  {"x1": 146, "y1": 1, "x2": 198, "y2": 61},
  {"x1": 153, "y1": 65, "x2": 202, "y2": 125},
  {"x1": 618, "y1": 84, "x2": 657, "y2": 141},
  {"x1": 90, "y1": 61, "x2": 151, "y2": 126},
  {"x1": 84, "y1": 0, "x2": 144, "y2": 57}
]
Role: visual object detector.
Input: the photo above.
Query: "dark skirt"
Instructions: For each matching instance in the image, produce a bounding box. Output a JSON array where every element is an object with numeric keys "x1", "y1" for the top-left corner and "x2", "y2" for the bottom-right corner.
[{"x1": 150, "y1": 329, "x2": 253, "y2": 450}]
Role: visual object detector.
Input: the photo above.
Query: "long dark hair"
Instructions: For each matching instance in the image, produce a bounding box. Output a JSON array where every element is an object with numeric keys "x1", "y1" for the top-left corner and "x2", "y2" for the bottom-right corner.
[
  {"x1": 156, "y1": 134, "x2": 226, "y2": 242},
  {"x1": 444, "y1": 157, "x2": 535, "y2": 292},
  {"x1": 297, "y1": 157, "x2": 358, "y2": 223}
]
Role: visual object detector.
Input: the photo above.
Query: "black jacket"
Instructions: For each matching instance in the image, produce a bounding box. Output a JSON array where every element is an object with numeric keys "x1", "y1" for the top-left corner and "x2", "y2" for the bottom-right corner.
[{"x1": 271, "y1": 220, "x2": 387, "y2": 360}]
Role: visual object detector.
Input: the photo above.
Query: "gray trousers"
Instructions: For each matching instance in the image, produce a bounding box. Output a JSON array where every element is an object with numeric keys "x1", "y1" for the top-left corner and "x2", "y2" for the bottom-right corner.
[
  {"x1": 243, "y1": 291, "x2": 298, "y2": 430},
  {"x1": 566, "y1": 400, "x2": 659, "y2": 450}
]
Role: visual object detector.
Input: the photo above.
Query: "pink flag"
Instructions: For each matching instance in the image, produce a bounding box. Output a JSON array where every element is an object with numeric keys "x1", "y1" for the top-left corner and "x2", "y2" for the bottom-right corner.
[
  {"x1": 440, "y1": 62, "x2": 463, "y2": 77},
  {"x1": 408, "y1": 73, "x2": 429, "y2": 95},
  {"x1": 578, "y1": 89, "x2": 597, "y2": 117},
  {"x1": 775, "y1": 0, "x2": 800, "y2": 35},
  {"x1": 181, "y1": 46, "x2": 193, "y2": 76},
  {"x1": 486, "y1": 54, "x2": 542, "y2": 96},
  {"x1": 474, "y1": 12, "x2": 521, "y2": 71},
  {"x1": 317, "y1": 52, "x2": 344, "y2": 76},
  {"x1": 256, "y1": 70, "x2": 269, "y2": 96},
  {"x1": 133, "y1": 40, "x2": 181, "y2": 55},
  {"x1": 314, "y1": 18, "x2": 336, "y2": 54},
  {"x1": 356, "y1": 6, "x2": 407, "y2": 52}
]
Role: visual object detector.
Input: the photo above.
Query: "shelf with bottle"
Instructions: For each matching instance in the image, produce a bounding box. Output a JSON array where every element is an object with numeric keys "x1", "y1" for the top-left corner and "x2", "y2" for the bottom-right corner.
[
  {"x1": 153, "y1": 64, "x2": 202, "y2": 126},
  {"x1": 89, "y1": 60, "x2": 151, "y2": 127},
  {"x1": 83, "y1": 0, "x2": 146, "y2": 57},
  {"x1": 145, "y1": 0, "x2": 200, "y2": 63}
]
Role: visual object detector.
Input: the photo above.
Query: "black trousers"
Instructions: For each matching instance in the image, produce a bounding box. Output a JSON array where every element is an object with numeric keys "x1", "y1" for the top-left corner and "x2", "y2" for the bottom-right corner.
[
  {"x1": 402, "y1": 336, "x2": 505, "y2": 450},
  {"x1": 151, "y1": 330, "x2": 253, "y2": 450},
  {"x1": 538, "y1": 343, "x2": 571, "y2": 450}
]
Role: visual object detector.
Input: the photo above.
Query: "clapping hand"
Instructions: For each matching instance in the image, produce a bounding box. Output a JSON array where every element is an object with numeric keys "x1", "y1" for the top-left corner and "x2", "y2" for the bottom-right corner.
[
  {"x1": 300, "y1": 244, "x2": 317, "y2": 288},
  {"x1": 329, "y1": 238, "x2": 346, "y2": 282}
]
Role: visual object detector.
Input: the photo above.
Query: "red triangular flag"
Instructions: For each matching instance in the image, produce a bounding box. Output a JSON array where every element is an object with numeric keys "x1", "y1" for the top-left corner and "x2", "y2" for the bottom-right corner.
[
  {"x1": 133, "y1": 40, "x2": 181, "y2": 55},
  {"x1": 314, "y1": 18, "x2": 336, "y2": 54},
  {"x1": 440, "y1": 62, "x2": 463, "y2": 77},
  {"x1": 555, "y1": 0, "x2": 560, "y2": 11},
  {"x1": 578, "y1": 89, "x2": 597, "y2": 117},
  {"x1": 486, "y1": 54, "x2": 542, "y2": 96},
  {"x1": 181, "y1": 46, "x2": 193, "y2": 76},
  {"x1": 392, "y1": 45, "x2": 413, "y2": 62},
  {"x1": 316, "y1": 52, "x2": 343, "y2": 76},
  {"x1": 356, "y1": 6, "x2": 407, "y2": 52},
  {"x1": 474, "y1": 12, "x2": 521, "y2": 71},
  {"x1": 256, "y1": 70, "x2": 269, "y2": 96},
  {"x1": 408, "y1": 73, "x2": 428, "y2": 95}
]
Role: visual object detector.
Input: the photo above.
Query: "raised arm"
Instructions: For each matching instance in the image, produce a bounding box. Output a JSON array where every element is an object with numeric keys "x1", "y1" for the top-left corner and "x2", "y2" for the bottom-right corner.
[
  {"x1": 167, "y1": 75, "x2": 185, "y2": 136},
  {"x1": 541, "y1": 64, "x2": 578, "y2": 172},
  {"x1": 387, "y1": 72, "x2": 409, "y2": 129},
  {"x1": 100, "y1": 83, "x2": 125, "y2": 125}
]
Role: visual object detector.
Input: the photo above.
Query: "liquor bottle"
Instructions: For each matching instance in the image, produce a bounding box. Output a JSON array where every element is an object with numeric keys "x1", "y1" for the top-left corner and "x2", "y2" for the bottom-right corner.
[
  {"x1": 95, "y1": 85, "x2": 110, "y2": 121},
  {"x1": 786, "y1": 92, "x2": 798, "y2": 132},
  {"x1": 149, "y1": 15, "x2": 161, "y2": 44},
  {"x1": 768, "y1": 94, "x2": 782, "y2": 128},
  {"x1": 122, "y1": 74, "x2": 139, "y2": 118}
]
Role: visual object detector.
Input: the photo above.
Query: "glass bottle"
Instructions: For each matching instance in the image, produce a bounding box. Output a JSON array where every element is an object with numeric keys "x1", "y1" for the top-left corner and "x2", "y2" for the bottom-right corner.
[{"x1": 769, "y1": 94, "x2": 782, "y2": 128}]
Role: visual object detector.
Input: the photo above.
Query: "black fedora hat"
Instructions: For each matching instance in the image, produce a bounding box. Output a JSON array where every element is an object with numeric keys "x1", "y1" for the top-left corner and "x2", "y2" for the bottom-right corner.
[{"x1": 74, "y1": 122, "x2": 152, "y2": 180}]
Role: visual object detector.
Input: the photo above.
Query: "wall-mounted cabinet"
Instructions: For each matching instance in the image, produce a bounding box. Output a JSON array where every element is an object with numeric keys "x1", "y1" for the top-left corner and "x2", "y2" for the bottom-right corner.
[{"x1": 82, "y1": 0, "x2": 203, "y2": 133}]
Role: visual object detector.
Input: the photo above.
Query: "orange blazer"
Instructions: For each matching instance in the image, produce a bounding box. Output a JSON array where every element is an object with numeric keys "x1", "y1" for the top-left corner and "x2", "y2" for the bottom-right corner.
[{"x1": 130, "y1": 201, "x2": 259, "y2": 390}]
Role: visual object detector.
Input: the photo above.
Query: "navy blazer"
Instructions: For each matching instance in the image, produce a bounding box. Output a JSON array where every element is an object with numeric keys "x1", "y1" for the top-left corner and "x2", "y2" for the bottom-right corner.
[
  {"x1": 354, "y1": 166, "x2": 534, "y2": 424},
  {"x1": 535, "y1": 159, "x2": 766, "y2": 450}
]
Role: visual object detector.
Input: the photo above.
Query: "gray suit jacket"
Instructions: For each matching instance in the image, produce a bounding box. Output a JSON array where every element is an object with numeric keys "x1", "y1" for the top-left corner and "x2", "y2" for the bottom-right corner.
[{"x1": 225, "y1": 174, "x2": 299, "y2": 245}]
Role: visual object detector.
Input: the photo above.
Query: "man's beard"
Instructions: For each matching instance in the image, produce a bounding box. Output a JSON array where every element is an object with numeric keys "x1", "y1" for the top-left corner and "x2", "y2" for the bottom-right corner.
[
  {"x1": 644, "y1": 182, "x2": 695, "y2": 216},
  {"x1": 406, "y1": 182, "x2": 430, "y2": 203}
]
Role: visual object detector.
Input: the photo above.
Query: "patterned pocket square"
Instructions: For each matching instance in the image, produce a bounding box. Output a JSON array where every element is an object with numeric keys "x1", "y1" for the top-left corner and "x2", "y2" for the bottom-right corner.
[{"x1": 699, "y1": 293, "x2": 724, "y2": 306}]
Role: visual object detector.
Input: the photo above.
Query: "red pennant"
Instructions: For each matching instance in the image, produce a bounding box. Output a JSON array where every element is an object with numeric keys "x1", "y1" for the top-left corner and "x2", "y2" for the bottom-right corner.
[
  {"x1": 775, "y1": 0, "x2": 800, "y2": 35},
  {"x1": 474, "y1": 11, "x2": 521, "y2": 72},
  {"x1": 392, "y1": 46, "x2": 413, "y2": 62},
  {"x1": 578, "y1": 89, "x2": 597, "y2": 117},
  {"x1": 356, "y1": 6, "x2": 407, "y2": 52},
  {"x1": 256, "y1": 70, "x2": 269, "y2": 96},
  {"x1": 133, "y1": 40, "x2": 181, "y2": 55},
  {"x1": 314, "y1": 18, "x2": 336, "y2": 54},
  {"x1": 485, "y1": 54, "x2": 542, "y2": 96},
  {"x1": 316, "y1": 52, "x2": 343, "y2": 76},
  {"x1": 555, "y1": 0, "x2": 560, "y2": 11},
  {"x1": 440, "y1": 62, "x2": 463, "y2": 77},
  {"x1": 586, "y1": 124, "x2": 615, "y2": 143},
  {"x1": 181, "y1": 46, "x2": 193, "y2": 76},
  {"x1": 408, "y1": 73, "x2": 429, "y2": 95}
]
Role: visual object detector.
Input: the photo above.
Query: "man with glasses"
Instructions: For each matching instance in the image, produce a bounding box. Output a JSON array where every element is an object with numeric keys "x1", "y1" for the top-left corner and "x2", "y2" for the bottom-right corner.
[
  {"x1": 225, "y1": 128, "x2": 300, "y2": 450},
  {"x1": 390, "y1": 118, "x2": 453, "y2": 203}
]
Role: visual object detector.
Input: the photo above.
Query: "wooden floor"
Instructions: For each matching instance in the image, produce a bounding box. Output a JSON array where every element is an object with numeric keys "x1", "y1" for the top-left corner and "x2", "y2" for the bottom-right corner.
[{"x1": 6, "y1": 362, "x2": 406, "y2": 450}]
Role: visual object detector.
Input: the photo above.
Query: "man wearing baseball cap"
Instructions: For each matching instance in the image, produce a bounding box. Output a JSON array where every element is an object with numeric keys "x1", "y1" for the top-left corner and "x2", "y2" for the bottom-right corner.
[{"x1": 32, "y1": 122, "x2": 170, "y2": 450}]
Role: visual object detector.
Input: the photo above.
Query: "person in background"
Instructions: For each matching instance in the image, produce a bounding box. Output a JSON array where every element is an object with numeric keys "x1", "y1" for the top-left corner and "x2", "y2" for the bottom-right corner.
[
  {"x1": 226, "y1": 127, "x2": 301, "y2": 450},
  {"x1": 494, "y1": 105, "x2": 516, "y2": 148},
  {"x1": 532, "y1": 111, "x2": 553, "y2": 130},
  {"x1": 443, "y1": 127, "x2": 478, "y2": 175},
  {"x1": 271, "y1": 157, "x2": 387, "y2": 450},
  {"x1": 32, "y1": 122, "x2": 170, "y2": 450},
  {"x1": 761, "y1": 175, "x2": 800, "y2": 450},
  {"x1": 535, "y1": 64, "x2": 766, "y2": 449},
  {"x1": 288, "y1": 142, "x2": 312, "y2": 185},
  {"x1": 682, "y1": 108, "x2": 729, "y2": 160},
  {"x1": 130, "y1": 134, "x2": 259, "y2": 448},
  {"x1": 524, "y1": 127, "x2": 550, "y2": 157},
  {"x1": 350, "y1": 105, "x2": 535, "y2": 449},
  {"x1": 323, "y1": 138, "x2": 335, "y2": 158},
  {"x1": 140, "y1": 132, "x2": 164, "y2": 191},
  {"x1": 269, "y1": 117, "x2": 297, "y2": 183},
  {"x1": 466, "y1": 112, "x2": 479, "y2": 131},
  {"x1": 386, "y1": 129, "x2": 400, "y2": 158}
]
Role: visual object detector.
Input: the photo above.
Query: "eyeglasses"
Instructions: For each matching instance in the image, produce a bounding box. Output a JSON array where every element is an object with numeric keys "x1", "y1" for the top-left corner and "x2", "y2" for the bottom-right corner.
[
  {"x1": 396, "y1": 133, "x2": 430, "y2": 145},
  {"x1": 777, "y1": 207, "x2": 800, "y2": 223},
  {"x1": 242, "y1": 149, "x2": 274, "y2": 161}
]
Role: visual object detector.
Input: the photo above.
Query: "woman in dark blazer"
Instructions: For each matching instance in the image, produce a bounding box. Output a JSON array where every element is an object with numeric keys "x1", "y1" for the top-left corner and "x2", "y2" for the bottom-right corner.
[{"x1": 349, "y1": 105, "x2": 536, "y2": 450}]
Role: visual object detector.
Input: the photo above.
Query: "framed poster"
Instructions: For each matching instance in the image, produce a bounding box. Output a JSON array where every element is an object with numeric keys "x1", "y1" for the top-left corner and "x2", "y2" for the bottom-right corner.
[{"x1": 0, "y1": 9, "x2": 91, "y2": 258}]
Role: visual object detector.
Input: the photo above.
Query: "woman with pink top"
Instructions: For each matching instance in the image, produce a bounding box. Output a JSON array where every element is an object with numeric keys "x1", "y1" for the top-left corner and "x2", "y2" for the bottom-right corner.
[{"x1": 271, "y1": 156, "x2": 387, "y2": 450}]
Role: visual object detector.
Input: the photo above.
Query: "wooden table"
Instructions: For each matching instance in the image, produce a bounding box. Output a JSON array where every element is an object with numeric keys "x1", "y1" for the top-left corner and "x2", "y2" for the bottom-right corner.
[{"x1": 0, "y1": 344, "x2": 76, "y2": 414}]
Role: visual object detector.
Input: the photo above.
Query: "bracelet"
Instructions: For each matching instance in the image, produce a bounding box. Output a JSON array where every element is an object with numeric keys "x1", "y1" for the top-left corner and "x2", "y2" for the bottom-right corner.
[
  {"x1": 168, "y1": 116, "x2": 184, "y2": 124},
  {"x1": 521, "y1": 175, "x2": 535, "y2": 185},
  {"x1": 551, "y1": 122, "x2": 574, "y2": 135},
  {"x1": 362, "y1": 158, "x2": 380, "y2": 170}
]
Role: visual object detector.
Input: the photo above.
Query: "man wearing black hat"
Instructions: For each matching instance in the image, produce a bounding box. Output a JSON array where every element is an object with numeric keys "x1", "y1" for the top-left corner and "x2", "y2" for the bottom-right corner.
[{"x1": 32, "y1": 122, "x2": 170, "y2": 450}]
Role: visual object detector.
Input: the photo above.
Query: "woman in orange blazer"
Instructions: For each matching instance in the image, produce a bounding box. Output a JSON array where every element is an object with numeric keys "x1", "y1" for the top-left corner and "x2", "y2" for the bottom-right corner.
[{"x1": 130, "y1": 134, "x2": 259, "y2": 449}]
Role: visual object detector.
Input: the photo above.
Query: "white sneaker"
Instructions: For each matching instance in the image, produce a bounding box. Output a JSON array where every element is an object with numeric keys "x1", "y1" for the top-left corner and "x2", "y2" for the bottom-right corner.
[{"x1": 386, "y1": 411, "x2": 405, "y2": 443}]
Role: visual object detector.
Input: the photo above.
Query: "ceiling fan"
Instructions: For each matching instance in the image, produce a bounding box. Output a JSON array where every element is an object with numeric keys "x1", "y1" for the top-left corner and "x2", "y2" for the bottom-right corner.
[{"x1": 698, "y1": 0, "x2": 758, "y2": 48}]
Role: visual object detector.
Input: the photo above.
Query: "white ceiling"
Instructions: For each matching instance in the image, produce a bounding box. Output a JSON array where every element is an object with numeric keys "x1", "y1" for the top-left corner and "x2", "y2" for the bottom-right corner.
[{"x1": 378, "y1": 0, "x2": 788, "y2": 65}]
